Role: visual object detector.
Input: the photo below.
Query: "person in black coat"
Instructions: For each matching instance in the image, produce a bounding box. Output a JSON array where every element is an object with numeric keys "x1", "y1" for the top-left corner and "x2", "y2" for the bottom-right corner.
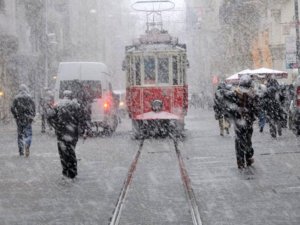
[
  {"x1": 11, "y1": 84, "x2": 36, "y2": 157},
  {"x1": 213, "y1": 83, "x2": 231, "y2": 136},
  {"x1": 39, "y1": 88, "x2": 54, "y2": 133},
  {"x1": 48, "y1": 90, "x2": 88, "y2": 179},
  {"x1": 264, "y1": 78, "x2": 283, "y2": 138},
  {"x1": 224, "y1": 75, "x2": 259, "y2": 169}
]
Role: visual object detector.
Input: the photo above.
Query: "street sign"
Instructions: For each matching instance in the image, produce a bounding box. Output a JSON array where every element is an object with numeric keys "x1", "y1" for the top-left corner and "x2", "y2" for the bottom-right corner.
[
  {"x1": 286, "y1": 36, "x2": 296, "y2": 53},
  {"x1": 286, "y1": 36, "x2": 297, "y2": 69},
  {"x1": 286, "y1": 53, "x2": 298, "y2": 69}
]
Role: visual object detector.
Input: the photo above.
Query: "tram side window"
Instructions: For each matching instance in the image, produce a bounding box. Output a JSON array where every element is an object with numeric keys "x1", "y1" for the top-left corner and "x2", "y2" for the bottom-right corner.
[
  {"x1": 179, "y1": 55, "x2": 184, "y2": 84},
  {"x1": 128, "y1": 56, "x2": 134, "y2": 86},
  {"x1": 158, "y1": 57, "x2": 169, "y2": 84},
  {"x1": 172, "y1": 56, "x2": 178, "y2": 85},
  {"x1": 178, "y1": 55, "x2": 183, "y2": 85},
  {"x1": 182, "y1": 55, "x2": 187, "y2": 84},
  {"x1": 144, "y1": 56, "x2": 156, "y2": 84},
  {"x1": 135, "y1": 56, "x2": 141, "y2": 85}
]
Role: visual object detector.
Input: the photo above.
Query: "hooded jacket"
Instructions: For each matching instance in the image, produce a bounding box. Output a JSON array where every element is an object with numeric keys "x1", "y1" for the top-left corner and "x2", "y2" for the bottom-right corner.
[
  {"x1": 48, "y1": 94, "x2": 87, "y2": 141},
  {"x1": 11, "y1": 84, "x2": 36, "y2": 126}
]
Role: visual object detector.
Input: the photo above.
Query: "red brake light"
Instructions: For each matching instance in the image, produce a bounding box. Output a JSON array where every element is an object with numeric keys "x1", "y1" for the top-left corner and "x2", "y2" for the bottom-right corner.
[{"x1": 104, "y1": 102, "x2": 109, "y2": 109}]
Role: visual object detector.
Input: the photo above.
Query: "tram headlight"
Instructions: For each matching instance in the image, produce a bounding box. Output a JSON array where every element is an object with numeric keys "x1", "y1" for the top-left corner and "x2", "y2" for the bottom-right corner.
[{"x1": 151, "y1": 100, "x2": 163, "y2": 112}]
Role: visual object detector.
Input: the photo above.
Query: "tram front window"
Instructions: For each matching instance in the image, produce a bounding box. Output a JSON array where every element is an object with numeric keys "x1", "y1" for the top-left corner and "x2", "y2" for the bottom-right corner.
[
  {"x1": 158, "y1": 57, "x2": 169, "y2": 84},
  {"x1": 144, "y1": 56, "x2": 156, "y2": 84}
]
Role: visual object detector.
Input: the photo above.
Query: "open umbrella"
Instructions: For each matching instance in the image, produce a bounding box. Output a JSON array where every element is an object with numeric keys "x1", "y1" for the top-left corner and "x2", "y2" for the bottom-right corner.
[
  {"x1": 225, "y1": 69, "x2": 252, "y2": 84},
  {"x1": 239, "y1": 67, "x2": 288, "y2": 79}
]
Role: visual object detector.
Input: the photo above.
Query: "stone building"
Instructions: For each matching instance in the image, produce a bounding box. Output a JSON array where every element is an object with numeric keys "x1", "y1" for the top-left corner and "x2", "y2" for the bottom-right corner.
[
  {"x1": 0, "y1": 0, "x2": 19, "y2": 121},
  {"x1": 263, "y1": 0, "x2": 297, "y2": 82}
]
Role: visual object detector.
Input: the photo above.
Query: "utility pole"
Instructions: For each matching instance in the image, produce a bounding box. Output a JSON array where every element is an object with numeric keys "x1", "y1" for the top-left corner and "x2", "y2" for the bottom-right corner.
[
  {"x1": 45, "y1": 0, "x2": 48, "y2": 88},
  {"x1": 295, "y1": 0, "x2": 300, "y2": 75}
]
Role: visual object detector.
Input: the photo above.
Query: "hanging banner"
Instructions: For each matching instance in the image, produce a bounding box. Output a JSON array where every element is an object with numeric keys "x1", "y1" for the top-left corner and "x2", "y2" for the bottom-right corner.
[{"x1": 285, "y1": 36, "x2": 297, "y2": 69}]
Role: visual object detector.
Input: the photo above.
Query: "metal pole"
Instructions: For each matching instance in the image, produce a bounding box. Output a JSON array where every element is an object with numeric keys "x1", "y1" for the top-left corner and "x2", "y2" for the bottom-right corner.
[
  {"x1": 295, "y1": 0, "x2": 300, "y2": 75},
  {"x1": 45, "y1": 0, "x2": 48, "y2": 88}
]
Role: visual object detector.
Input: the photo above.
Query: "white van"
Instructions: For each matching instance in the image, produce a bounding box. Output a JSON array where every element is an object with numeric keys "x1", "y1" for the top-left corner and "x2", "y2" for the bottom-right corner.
[{"x1": 54, "y1": 62, "x2": 118, "y2": 135}]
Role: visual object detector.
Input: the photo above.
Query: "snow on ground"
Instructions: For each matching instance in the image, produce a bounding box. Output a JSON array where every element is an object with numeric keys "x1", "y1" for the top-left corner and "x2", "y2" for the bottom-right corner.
[{"x1": 0, "y1": 109, "x2": 299, "y2": 225}]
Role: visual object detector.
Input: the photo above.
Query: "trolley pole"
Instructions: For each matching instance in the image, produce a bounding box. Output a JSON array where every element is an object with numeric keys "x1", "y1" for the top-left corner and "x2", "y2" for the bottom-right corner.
[{"x1": 295, "y1": 0, "x2": 300, "y2": 75}]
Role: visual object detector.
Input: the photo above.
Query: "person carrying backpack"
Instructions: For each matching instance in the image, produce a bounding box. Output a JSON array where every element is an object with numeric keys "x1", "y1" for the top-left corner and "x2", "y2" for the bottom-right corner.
[
  {"x1": 224, "y1": 75, "x2": 259, "y2": 169},
  {"x1": 11, "y1": 84, "x2": 36, "y2": 157},
  {"x1": 48, "y1": 90, "x2": 88, "y2": 179},
  {"x1": 213, "y1": 82, "x2": 231, "y2": 136}
]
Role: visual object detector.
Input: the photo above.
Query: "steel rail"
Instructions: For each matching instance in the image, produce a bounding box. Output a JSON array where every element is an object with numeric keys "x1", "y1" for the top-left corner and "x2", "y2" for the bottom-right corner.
[
  {"x1": 171, "y1": 134, "x2": 203, "y2": 225},
  {"x1": 108, "y1": 139, "x2": 144, "y2": 225}
]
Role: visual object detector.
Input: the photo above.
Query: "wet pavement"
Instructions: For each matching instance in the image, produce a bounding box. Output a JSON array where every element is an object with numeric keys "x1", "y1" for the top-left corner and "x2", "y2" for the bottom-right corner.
[{"x1": 0, "y1": 109, "x2": 300, "y2": 225}]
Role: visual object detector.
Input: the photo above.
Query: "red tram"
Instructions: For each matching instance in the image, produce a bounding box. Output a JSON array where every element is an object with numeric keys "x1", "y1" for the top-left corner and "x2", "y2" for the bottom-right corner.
[{"x1": 123, "y1": 27, "x2": 189, "y2": 137}]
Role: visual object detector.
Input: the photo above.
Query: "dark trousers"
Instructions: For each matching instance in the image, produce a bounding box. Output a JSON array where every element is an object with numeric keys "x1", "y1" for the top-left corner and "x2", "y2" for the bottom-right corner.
[
  {"x1": 41, "y1": 114, "x2": 52, "y2": 132},
  {"x1": 258, "y1": 111, "x2": 266, "y2": 129},
  {"x1": 17, "y1": 123, "x2": 32, "y2": 154},
  {"x1": 234, "y1": 123, "x2": 254, "y2": 167},
  {"x1": 57, "y1": 139, "x2": 78, "y2": 179},
  {"x1": 269, "y1": 118, "x2": 282, "y2": 138}
]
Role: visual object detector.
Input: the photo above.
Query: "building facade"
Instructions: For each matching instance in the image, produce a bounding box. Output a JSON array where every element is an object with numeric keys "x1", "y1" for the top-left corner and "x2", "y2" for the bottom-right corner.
[{"x1": 0, "y1": 0, "x2": 18, "y2": 121}]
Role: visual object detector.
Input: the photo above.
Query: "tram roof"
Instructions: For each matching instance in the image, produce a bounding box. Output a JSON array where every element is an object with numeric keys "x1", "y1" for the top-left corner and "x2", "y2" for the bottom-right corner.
[
  {"x1": 126, "y1": 43, "x2": 186, "y2": 53},
  {"x1": 125, "y1": 28, "x2": 187, "y2": 53}
]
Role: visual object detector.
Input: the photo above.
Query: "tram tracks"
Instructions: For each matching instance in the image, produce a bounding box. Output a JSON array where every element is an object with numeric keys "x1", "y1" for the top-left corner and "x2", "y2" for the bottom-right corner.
[
  {"x1": 171, "y1": 134, "x2": 202, "y2": 225},
  {"x1": 109, "y1": 139, "x2": 144, "y2": 225},
  {"x1": 109, "y1": 136, "x2": 202, "y2": 225}
]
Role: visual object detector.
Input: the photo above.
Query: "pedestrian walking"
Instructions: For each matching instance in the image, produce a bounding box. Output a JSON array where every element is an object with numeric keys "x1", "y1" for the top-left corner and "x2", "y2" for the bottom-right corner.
[
  {"x1": 264, "y1": 78, "x2": 283, "y2": 138},
  {"x1": 11, "y1": 84, "x2": 36, "y2": 157},
  {"x1": 213, "y1": 83, "x2": 231, "y2": 136},
  {"x1": 39, "y1": 87, "x2": 54, "y2": 133},
  {"x1": 48, "y1": 90, "x2": 88, "y2": 179},
  {"x1": 256, "y1": 84, "x2": 267, "y2": 133},
  {"x1": 224, "y1": 75, "x2": 259, "y2": 169}
]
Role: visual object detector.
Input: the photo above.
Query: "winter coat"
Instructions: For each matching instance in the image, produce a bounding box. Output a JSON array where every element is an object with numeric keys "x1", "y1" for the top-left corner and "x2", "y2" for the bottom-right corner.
[
  {"x1": 264, "y1": 80, "x2": 284, "y2": 121},
  {"x1": 213, "y1": 89, "x2": 225, "y2": 120},
  {"x1": 224, "y1": 86, "x2": 259, "y2": 125},
  {"x1": 11, "y1": 88, "x2": 36, "y2": 126},
  {"x1": 48, "y1": 98, "x2": 87, "y2": 142}
]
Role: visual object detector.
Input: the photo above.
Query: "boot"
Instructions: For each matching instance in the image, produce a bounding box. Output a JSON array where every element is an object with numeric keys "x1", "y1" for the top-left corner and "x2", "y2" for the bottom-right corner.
[
  {"x1": 278, "y1": 129, "x2": 282, "y2": 136},
  {"x1": 220, "y1": 129, "x2": 224, "y2": 136},
  {"x1": 237, "y1": 160, "x2": 245, "y2": 169},
  {"x1": 19, "y1": 148, "x2": 24, "y2": 156},
  {"x1": 246, "y1": 158, "x2": 254, "y2": 166}
]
